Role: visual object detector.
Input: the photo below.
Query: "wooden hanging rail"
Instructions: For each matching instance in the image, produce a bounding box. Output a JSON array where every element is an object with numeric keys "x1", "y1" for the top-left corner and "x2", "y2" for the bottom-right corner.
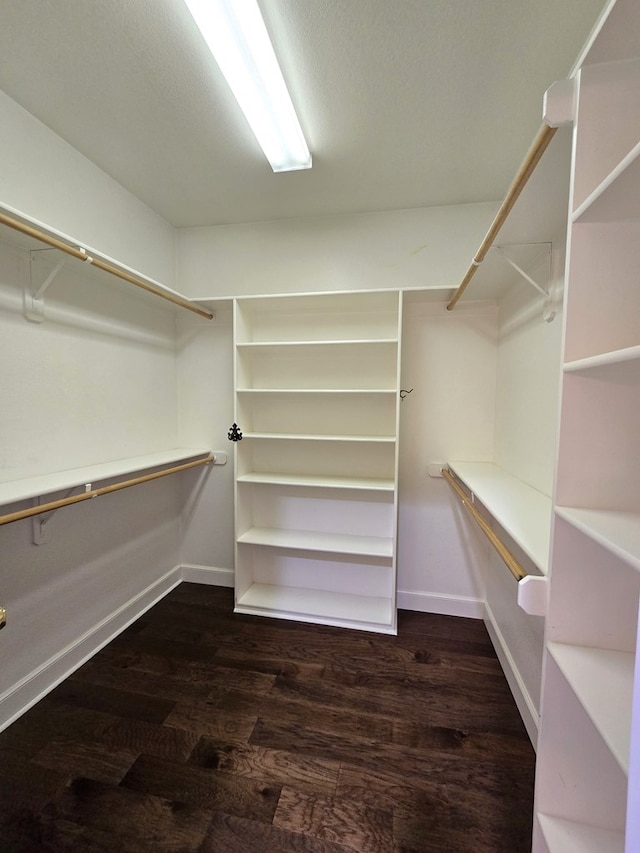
[
  {"x1": 0, "y1": 455, "x2": 215, "y2": 527},
  {"x1": 447, "y1": 123, "x2": 558, "y2": 311},
  {"x1": 0, "y1": 210, "x2": 214, "y2": 320},
  {"x1": 441, "y1": 466, "x2": 527, "y2": 581}
]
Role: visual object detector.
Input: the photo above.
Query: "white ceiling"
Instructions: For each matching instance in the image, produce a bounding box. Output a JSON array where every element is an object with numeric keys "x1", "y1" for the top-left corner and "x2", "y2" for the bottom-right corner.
[{"x1": 0, "y1": 0, "x2": 606, "y2": 228}]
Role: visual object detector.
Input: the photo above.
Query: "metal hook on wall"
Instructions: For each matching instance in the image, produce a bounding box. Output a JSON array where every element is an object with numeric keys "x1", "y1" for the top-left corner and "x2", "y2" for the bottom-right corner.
[{"x1": 400, "y1": 389, "x2": 413, "y2": 400}]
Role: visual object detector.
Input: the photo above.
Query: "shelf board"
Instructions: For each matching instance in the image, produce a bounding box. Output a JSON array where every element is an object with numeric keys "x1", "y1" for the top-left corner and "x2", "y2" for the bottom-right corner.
[
  {"x1": 235, "y1": 583, "x2": 394, "y2": 629},
  {"x1": 237, "y1": 527, "x2": 394, "y2": 559},
  {"x1": 237, "y1": 472, "x2": 395, "y2": 491},
  {"x1": 537, "y1": 813, "x2": 624, "y2": 853},
  {"x1": 564, "y1": 345, "x2": 640, "y2": 379},
  {"x1": 0, "y1": 448, "x2": 212, "y2": 507},
  {"x1": 447, "y1": 461, "x2": 552, "y2": 574},
  {"x1": 236, "y1": 338, "x2": 398, "y2": 348},
  {"x1": 573, "y1": 139, "x2": 640, "y2": 223},
  {"x1": 548, "y1": 642, "x2": 634, "y2": 773},
  {"x1": 243, "y1": 432, "x2": 396, "y2": 443},
  {"x1": 237, "y1": 388, "x2": 397, "y2": 395},
  {"x1": 555, "y1": 506, "x2": 640, "y2": 573}
]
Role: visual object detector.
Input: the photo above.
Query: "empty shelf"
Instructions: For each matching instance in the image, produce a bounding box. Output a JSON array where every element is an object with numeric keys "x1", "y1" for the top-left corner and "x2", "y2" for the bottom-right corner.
[
  {"x1": 237, "y1": 527, "x2": 394, "y2": 559},
  {"x1": 0, "y1": 448, "x2": 212, "y2": 507},
  {"x1": 235, "y1": 583, "x2": 394, "y2": 629},
  {"x1": 537, "y1": 813, "x2": 624, "y2": 853}
]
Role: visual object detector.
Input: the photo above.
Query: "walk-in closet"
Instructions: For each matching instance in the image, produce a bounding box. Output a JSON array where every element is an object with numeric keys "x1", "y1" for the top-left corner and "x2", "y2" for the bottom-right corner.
[{"x1": 0, "y1": 1, "x2": 637, "y2": 849}]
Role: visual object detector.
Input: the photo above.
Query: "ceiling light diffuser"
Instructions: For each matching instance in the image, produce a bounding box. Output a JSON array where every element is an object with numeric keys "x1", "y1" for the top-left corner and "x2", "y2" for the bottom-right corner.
[{"x1": 183, "y1": 0, "x2": 312, "y2": 172}]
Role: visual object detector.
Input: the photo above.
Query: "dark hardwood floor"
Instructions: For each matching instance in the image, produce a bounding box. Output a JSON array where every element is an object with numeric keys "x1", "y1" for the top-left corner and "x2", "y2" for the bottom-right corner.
[{"x1": 0, "y1": 584, "x2": 535, "y2": 852}]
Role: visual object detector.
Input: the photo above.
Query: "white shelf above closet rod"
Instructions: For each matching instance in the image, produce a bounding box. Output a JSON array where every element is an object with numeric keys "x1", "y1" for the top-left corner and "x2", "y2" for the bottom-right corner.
[
  {"x1": 0, "y1": 206, "x2": 214, "y2": 320},
  {"x1": 0, "y1": 453, "x2": 215, "y2": 526},
  {"x1": 442, "y1": 466, "x2": 548, "y2": 616}
]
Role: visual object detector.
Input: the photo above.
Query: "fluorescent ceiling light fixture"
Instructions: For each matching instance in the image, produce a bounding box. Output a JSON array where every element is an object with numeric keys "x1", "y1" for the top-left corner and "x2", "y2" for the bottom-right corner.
[{"x1": 183, "y1": 0, "x2": 311, "y2": 172}]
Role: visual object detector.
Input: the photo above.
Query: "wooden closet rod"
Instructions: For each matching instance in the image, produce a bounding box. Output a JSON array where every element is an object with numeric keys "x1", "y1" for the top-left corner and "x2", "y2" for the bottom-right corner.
[
  {"x1": 441, "y1": 467, "x2": 527, "y2": 582},
  {"x1": 0, "y1": 455, "x2": 215, "y2": 527},
  {"x1": 0, "y1": 210, "x2": 214, "y2": 320},
  {"x1": 446, "y1": 123, "x2": 558, "y2": 311}
]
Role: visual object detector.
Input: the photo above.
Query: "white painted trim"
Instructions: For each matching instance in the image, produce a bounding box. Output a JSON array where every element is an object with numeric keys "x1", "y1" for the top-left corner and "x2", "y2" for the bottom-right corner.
[
  {"x1": 396, "y1": 590, "x2": 484, "y2": 619},
  {"x1": 483, "y1": 600, "x2": 539, "y2": 749},
  {"x1": 0, "y1": 566, "x2": 182, "y2": 733},
  {"x1": 180, "y1": 564, "x2": 235, "y2": 588}
]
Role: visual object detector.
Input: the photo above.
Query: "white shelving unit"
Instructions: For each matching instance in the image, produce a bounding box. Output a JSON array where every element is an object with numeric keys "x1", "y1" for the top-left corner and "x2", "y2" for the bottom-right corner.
[
  {"x1": 533, "y1": 7, "x2": 640, "y2": 847},
  {"x1": 232, "y1": 291, "x2": 401, "y2": 633}
]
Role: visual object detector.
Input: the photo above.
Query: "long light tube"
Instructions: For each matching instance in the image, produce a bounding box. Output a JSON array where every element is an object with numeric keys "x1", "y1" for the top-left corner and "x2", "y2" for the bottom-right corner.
[{"x1": 183, "y1": 0, "x2": 311, "y2": 172}]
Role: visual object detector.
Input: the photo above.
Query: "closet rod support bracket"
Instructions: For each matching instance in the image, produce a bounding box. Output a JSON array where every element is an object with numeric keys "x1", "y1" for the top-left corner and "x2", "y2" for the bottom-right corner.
[
  {"x1": 32, "y1": 483, "x2": 92, "y2": 544},
  {"x1": 24, "y1": 251, "x2": 66, "y2": 323}
]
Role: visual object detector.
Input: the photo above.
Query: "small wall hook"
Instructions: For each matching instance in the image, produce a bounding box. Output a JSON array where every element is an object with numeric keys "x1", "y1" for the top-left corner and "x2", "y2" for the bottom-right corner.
[
  {"x1": 400, "y1": 389, "x2": 413, "y2": 400},
  {"x1": 228, "y1": 423, "x2": 243, "y2": 441}
]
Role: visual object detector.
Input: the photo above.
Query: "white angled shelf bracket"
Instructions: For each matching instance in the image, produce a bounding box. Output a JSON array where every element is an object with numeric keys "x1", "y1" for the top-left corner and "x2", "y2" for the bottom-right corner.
[
  {"x1": 493, "y1": 245, "x2": 550, "y2": 297},
  {"x1": 32, "y1": 483, "x2": 93, "y2": 544},
  {"x1": 492, "y1": 243, "x2": 558, "y2": 323},
  {"x1": 24, "y1": 250, "x2": 66, "y2": 323}
]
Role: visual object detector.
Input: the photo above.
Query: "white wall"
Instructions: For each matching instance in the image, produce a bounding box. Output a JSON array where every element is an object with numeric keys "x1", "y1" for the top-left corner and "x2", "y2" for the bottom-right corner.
[
  {"x1": 398, "y1": 298, "x2": 498, "y2": 617},
  {"x1": 177, "y1": 303, "x2": 236, "y2": 583},
  {"x1": 494, "y1": 249, "x2": 564, "y2": 495},
  {"x1": 176, "y1": 202, "x2": 498, "y2": 298},
  {"x1": 0, "y1": 90, "x2": 176, "y2": 287},
  {"x1": 484, "y1": 247, "x2": 565, "y2": 742},
  {"x1": 0, "y1": 91, "x2": 186, "y2": 730}
]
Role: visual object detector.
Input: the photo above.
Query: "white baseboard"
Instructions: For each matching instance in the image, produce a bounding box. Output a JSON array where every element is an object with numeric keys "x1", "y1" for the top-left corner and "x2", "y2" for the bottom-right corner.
[
  {"x1": 484, "y1": 601, "x2": 539, "y2": 749},
  {"x1": 396, "y1": 589, "x2": 484, "y2": 619},
  {"x1": 0, "y1": 564, "x2": 236, "y2": 732},
  {"x1": 0, "y1": 566, "x2": 183, "y2": 733},
  {"x1": 180, "y1": 564, "x2": 235, "y2": 588}
]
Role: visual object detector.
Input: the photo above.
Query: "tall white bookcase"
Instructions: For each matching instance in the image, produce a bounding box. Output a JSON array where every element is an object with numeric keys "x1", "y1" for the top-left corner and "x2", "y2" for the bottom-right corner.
[
  {"x1": 232, "y1": 290, "x2": 401, "y2": 634},
  {"x1": 533, "y1": 14, "x2": 640, "y2": 850}
]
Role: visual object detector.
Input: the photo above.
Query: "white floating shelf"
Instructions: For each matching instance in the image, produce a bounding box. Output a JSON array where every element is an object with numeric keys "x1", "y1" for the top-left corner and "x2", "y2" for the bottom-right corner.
[
  {"x1": 549, "y1": 642, "x2": 634, "y2": 773},
  {"x1": 237, "y1": 472, "x2": 395, "y2": 491},
  {"x1": 243, "y1": 433, "x2": 396, "y2": 443},
  {"x1": 237, "y1": 527, "x2": 394, "y2": 559},
  {"x1": 237, "y1": 388, "x2": 397, "y2": 395},
  {"x1": 555, "y1": 506, "x2": 640, "y2": 573},
  {"x1": 0, "y1": 448, "x2": 212, "y2": 507},
  {"x1": 537, "y1": 813, "x2": 624, "y2": 853},
  {"x1": 235, "y1": 583, "x2": 394, "y2": 630},
  {"x1": 236, "y1": 338, "x2": 398, "y2": 348},
  {"x1": 447, "y1": 461, "x2": 552, "y2": 574}
]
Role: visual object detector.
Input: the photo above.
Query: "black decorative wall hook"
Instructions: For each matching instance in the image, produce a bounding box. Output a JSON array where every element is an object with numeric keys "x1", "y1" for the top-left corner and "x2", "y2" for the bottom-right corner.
[
  {"x1": 400, "y1": 388, "x2": 414, "y2": 400},
  {"x1": 228, "y1": 423, "x2": 243, "y2": 441}
]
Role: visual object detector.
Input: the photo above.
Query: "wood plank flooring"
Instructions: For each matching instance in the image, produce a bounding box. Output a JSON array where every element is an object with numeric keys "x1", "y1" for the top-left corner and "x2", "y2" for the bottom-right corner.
[{"x1": 0, "y1": 584, "x2": 535, "y2": 852}]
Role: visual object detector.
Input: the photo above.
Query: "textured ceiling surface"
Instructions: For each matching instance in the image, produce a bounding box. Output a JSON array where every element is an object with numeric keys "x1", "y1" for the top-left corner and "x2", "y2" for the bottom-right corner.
[{"x1": 0, "y1": 0, "x2": 606, "y2": 227}]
